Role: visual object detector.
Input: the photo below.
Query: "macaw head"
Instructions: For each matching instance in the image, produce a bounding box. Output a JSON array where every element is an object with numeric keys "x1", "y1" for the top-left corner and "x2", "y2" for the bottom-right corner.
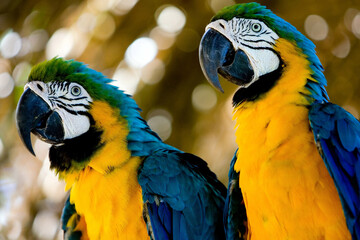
[
  {"x1": 16, "y1": 58, "x2": 158, "y2": 173},
  {"x1": 199, "y1": 2, "x2": 327, "y2": 103}
]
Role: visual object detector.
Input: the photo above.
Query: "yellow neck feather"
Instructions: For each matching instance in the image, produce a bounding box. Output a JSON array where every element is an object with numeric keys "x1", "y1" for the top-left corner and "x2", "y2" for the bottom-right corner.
[
  {"x1": 233, "y1": 38, "x2": 312, "y2": 172},
  {"x1": 232, "y1": 39, "x2": 350, "y2": 239},
  {"x1": 61, "y1": 101, "x2": 149, "y2": 239}
]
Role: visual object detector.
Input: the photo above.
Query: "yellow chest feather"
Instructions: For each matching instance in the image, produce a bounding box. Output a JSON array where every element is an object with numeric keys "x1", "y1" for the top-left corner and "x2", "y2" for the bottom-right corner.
[
  {"x1": 233, "y1": 39, "x2": 350, "y2": 240},
  {"x1": 61, "y1": 101, "x2": 149, "y2": 240},
  {"x1": 67, "y1": 161, "x2": 149, "y2": 240}
]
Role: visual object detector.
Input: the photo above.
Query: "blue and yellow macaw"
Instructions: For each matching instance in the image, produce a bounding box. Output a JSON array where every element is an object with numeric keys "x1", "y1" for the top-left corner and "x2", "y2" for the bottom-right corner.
[
  {"x1": 15, "y1": 58, "x2": 227, "y2": 240},
  {"x1": 199, "y1": 3, "x2": 360, "y2": 239}
]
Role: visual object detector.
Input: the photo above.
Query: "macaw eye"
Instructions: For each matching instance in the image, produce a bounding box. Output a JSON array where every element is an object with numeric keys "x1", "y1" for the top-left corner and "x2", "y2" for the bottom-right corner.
[
  {"x1": 251, "y1": 23, "x2": 262, "y2": 32},
  {"x1": 71, "y1": 86, "x2": 81, "y2": 96}
]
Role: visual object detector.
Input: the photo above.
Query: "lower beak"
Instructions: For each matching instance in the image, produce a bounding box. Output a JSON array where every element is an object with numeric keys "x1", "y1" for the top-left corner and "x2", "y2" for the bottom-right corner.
[
  {"x1": 16, "y1": 88, "x2": 64, "y2": 155},
  {"x1": 199, "y1": 28, "x2": 254, "y2": 92}
]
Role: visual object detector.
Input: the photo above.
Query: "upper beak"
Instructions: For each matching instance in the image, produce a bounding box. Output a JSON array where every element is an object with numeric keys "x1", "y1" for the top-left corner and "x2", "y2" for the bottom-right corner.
[
  {"x1": 199, "y1": 28, "x2": 254, "y2": 92},
  {"x1": 16, "y1": 88, "x2": 64, "y2": 155}
]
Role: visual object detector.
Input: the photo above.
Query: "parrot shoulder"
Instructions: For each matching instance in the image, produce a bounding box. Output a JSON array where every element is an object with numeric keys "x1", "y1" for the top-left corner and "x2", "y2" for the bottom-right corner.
[
  {"x1": 138, "y1": 148, "x2": 226, "y2": 239},
  {"x1": 309, "y1": 101, "x2": 360, "y2": 237}
]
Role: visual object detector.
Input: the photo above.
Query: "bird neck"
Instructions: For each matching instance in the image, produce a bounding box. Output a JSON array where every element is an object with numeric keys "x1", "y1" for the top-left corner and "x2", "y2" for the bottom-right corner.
[
  {"x1": 232, "y1": 38, "x2": 315, "y2": 172},
  {"x1": 86, "y1": 100, "x2": 135, "y2": 174},
  {"x1": 233, "y1": 38, "x2": 319, "y2": 111},
  {"x1": 52, "y1": 100, "x2": 136, "y2": 178},
  {"x1": 59, "y1": 100, "x2": 150, "y2": 239}
]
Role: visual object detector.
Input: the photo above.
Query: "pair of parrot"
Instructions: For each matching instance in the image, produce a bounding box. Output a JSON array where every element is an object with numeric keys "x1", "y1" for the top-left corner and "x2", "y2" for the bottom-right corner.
[{"x1": 15, "y1": 2, "x2": 360, "y2": 240}]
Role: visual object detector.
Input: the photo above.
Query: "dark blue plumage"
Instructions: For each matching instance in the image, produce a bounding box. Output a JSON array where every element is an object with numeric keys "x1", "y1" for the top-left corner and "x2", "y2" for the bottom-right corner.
[
  {"x1": 309, "y1": 102, "x2": 360, "y2": 239},
  {"x1": 139, "y1": 149, "x2": 227, "y2": 240},
  {"x1": 223, "y1": 151, "x2": 247, "y2": 240},
  {"x1": 146, "y1": 202, "x2": 173, "y2": 240}
]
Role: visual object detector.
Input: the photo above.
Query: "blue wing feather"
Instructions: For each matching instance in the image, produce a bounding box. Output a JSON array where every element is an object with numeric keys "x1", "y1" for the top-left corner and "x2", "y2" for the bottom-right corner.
[
  {"x1": 309, "y1": 102, "x2": 360, "y2": 239},
  {"x1": 147, "y1": 201, "x2": 172, "y2": 240},
  {"x1": 61, "y1": 195, "x2": 83, "y2": 240},
  {"x1": 224, "y1": 150, "x2": 248, "y2": 240},
  {"x1": 139, "y1": 148, "x2": 226, "y2": 240}
]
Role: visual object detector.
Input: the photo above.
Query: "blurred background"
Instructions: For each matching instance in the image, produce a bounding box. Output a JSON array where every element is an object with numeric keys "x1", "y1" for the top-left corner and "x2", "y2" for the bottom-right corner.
[{"x1": 0, "y1": 0, "x2": 360, "y2": 239}]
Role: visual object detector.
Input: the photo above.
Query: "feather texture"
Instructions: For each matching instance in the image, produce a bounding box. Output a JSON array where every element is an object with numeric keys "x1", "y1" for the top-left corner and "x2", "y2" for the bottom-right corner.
[
  {"x1": 224, "y1": 151, "x2": 247, "y2": 240},
  {"x1": 27, "y1": 58, "x2": 227, "y2": 239},
  {"x1": 139, "y1": 149, "x2": 227, "y2": 240},
  {"x1": 309, "y1": 102, "x2": 360, "y2": 238}
]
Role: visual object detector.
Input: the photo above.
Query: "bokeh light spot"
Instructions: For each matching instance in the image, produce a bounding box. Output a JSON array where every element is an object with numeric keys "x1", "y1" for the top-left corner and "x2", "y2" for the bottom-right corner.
[
  {"x1": 150, "y1": 27, "x2": 176, "y2": 50},
  {"x1": 88, "y1": 0, "x2": 116, "y2": 11},
  {"x1": 0, "y1": 72, "x2": 14, "y2": 98},
  {"x1": 34, "y1": 139, "x2": 51, "y2": 162},
  {"x1": 17, "y1": 37, "x2": 31, "y2": 57},
  {"x1": 93, "y1": 13, "x2": 116, "y2": 40},
  {"x1": 192, "y1": 84, "x2": 217, "y2": 112},
  {"x1": 332, "y1": 34, "x2": 351, "y2": 58},
  {"x1": 32, "y1": 211, "x2": 59, "y2": 239},
  {"x1": 156, "y1": 6, "x2": 186, "y2": 34},
  {"x1": 112, "y1": 67, "x2": 140, "y2": 95},
  {"x1": 13, "y1": 62, "x2": 32, "y2": 86},
  {"x1": 125, "y1": 37, "x2": 158, "y2": 68},
  {"x1": 76, "y1": 12, "x2": 97, "y2": 33},
  {"x1": 38, "y1": 157, "x2": 66, "y2": 203},
  {"x1": 0, "y1": 31, "x2": 22, "y2": 58},
  {"x1": 46, "y1": 28, "x2": 74, "y2": 59},
  {"x1": 111, "y1": 0, "x2": 139, "y2": 15},
  {"x1": 141, "y1": 59, "x2": 165, "y2": 85},
  {"x1": 344, "y1": 8, "x2": 359, "y2": 32},
  {"x1": 28, "y1": 29, "x2": 48, "y2": 52},
  {"x1": 0, "y1": 138, "x2": 3, "y2": 156},
  {"x1": 352, "y1": 13, "x2": 360, "y2": 39},
  {"x1": 147, "y1": 109, "x2": 173, "y2": 141},
  {"x1": 41, "y1": 170, "x2": 66, "y2": 202},
  {"x1": 304, "y1": 15, "x2": 328, "y2": 41}
]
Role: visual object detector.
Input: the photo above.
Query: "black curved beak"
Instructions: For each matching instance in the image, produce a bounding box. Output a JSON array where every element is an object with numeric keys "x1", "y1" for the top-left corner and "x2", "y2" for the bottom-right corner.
[
  {"x1": 199, "y1": 28, "x2": 254, "y2": 92},
  {"x1": 16, "y1": 88, "x2": 64, "y2": 155}
]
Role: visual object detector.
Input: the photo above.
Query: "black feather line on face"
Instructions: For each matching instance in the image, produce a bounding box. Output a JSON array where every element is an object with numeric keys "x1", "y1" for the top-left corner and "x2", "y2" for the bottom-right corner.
[
  {"x1": 49, "y1": 123, "x2": 103, "y2": 172},
  {"x1": 232, "y1": 62, "x2": 284, "y2": 106}
]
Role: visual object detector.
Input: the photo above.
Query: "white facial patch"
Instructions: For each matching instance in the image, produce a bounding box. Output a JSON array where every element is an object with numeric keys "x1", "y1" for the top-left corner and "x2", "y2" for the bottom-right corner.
[
  {"x1": 206, "y1": 18, "x2": 280, "y2": 87},
  {"x1": 25, "y1": 81, "x2": 93, "y2": 140}
]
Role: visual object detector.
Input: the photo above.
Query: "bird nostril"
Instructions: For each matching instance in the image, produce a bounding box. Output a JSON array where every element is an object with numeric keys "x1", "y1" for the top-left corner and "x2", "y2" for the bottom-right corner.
[{"x1": 37, "y1": 84, "x2": 43, "y2": 91}]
